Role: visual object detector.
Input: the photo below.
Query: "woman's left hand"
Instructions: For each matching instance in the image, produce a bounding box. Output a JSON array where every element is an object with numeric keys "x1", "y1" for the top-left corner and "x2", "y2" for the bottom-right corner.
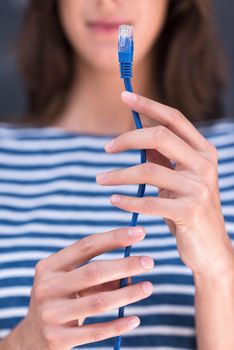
[{"x1": 96, "y1": 91, "x2": 234, "y2": 279}]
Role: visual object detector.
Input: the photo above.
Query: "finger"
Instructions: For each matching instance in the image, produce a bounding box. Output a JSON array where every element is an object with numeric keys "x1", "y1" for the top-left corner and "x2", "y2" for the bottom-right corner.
[
  {"x1": 110, "y1": 194, "x2": 181, "y2": 220},
  {"x1": 43, "y1": 226, "x2": 146, "y2": 272},
  {"x1": 53, "y1": 255, "x2": 154, "y2": 296},
  {"x1": 105, "y1": 126, "x2": 203, "y2": 171},
  {"x1": 75, "y1": 277, "x2": 132, "y2": 327},
  {"x1": 79, "y1": 276, "x2": 132, "y2": 297},
  {"x1": 44, "y1": 280, "x2": 153, "y2": 324},
  {"x1": 61, "y1": 316, "x2": 141, "y2": 348},
  {"x1": 96, "y1": 162, "x2": 190, "y2": 195},
  {"x1": 121, "y1": 91, "x2": 210, "y2": 153},
  {"x1": 143, "y1": 124, "x2": 174, "y2": 169},
  {"x1": 146, "y1": 149, "x2": 174, "y2": 169}
]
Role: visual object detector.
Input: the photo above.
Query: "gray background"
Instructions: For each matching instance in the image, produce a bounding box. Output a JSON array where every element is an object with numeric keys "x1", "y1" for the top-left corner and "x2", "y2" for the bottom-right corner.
[{"x1": 0, "y1": 0, "x2": 233, "y2": 121}]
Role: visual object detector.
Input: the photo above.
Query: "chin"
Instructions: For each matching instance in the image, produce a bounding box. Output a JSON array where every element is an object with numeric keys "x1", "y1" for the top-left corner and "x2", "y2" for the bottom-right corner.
[{"x1": 81, "y1": 50, "x2": 119, "y2": 72}]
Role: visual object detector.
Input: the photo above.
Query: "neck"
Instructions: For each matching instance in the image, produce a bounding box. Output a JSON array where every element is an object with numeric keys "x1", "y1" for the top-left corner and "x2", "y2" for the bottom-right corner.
[{"x1": 54, "y1": 52, "x2": 157, "y2": 136}]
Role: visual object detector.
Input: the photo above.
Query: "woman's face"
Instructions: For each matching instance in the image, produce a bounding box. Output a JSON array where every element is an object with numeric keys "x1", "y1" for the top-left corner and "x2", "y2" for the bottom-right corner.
[{"x1": 58, "y1": 0, "x2": 169, "y2": 71}]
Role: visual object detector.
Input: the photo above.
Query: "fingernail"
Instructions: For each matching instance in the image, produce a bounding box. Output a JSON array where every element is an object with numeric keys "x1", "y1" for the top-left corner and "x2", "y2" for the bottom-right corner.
[
  {"x1": 121, "y1": 91, "x2": 137, "y2": 101},
  {"x1": 128, "y1": 317, "x2": 140, "y2": 329},
  {"x1": 110, "y1": 194, "x2": 122, "y2": 203},
  {"x1": 141, "y1": 256, "x2": 154, "y2": 270},
  {"x1": 96, "y1": 172, "x2": 108, "y2": 183},
  {"x1": 140, "y1": 281, "x2": 153, "y2": 295},
  {"x1": 105, "y1": 139, "x2": 115, "y2": 152},
  {"x1": 128, "y1": 226, "x2": 145, "y2": 237}
]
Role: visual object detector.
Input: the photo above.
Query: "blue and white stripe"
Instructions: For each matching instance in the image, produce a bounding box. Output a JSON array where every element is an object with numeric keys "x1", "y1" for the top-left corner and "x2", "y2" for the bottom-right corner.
[{"x1": 0, "y1": 120, "x2": 233, "y2": 349}]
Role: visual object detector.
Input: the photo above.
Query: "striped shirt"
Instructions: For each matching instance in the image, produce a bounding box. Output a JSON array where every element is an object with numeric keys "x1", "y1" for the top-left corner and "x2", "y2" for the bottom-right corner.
[{"x1": 0, "y1": 119, "x2": 233, "y2": 350}]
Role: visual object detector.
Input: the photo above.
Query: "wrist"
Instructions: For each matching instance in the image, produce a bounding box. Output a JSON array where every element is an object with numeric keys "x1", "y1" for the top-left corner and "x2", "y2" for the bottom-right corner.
[
  {"x1": 194, "y1": 252, "x2": 234, "y2": 350},
  {"x1": 194, "y1": 255, "x2": 234, "y2": 288},
  {"x1": 4, "y1": 318, "x2": 30, "y2": 350},
  {"x1": 193, "y1": 244, "x2": 234, "y2": 283},
  {"x1": 1, "y1": 331, "x2": 18, "y2": 350}
]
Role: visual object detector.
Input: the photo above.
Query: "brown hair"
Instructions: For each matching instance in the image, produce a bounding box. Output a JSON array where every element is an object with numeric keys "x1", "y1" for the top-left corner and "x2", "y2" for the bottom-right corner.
[{"x1": 17, "y1": 0, "x2": 227, "y2": 126}]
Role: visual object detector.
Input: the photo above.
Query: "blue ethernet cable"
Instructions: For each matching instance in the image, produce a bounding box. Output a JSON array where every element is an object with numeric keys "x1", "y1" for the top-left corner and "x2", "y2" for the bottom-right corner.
[{"x1": 113, "y1": 25, "x2": 147, "y2": 350}]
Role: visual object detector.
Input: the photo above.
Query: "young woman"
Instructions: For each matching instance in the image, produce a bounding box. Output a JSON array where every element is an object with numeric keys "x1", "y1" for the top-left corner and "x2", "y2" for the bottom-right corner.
[{"x1": 0, "y1": 0, "x2": 233, "y2": 349}]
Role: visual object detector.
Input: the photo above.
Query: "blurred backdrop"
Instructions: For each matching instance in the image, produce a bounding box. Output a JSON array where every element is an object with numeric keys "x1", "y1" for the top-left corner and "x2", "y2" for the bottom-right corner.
[{"x1": 0, "y1": 0, "x2": 233, "y2": 122}]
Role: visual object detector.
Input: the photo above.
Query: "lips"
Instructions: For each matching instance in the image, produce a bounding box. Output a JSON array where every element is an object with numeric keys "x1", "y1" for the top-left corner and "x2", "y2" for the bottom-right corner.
[{"x1": 87, "y1": 21, "x2": 132, "y2": 32}]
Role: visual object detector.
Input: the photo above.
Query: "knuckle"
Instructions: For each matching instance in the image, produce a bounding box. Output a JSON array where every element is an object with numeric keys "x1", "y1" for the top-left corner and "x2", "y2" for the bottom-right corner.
[
  {"x1": 114, "y1": 321, "x2": 126, "y2": 335},
  {"x1": 141, "y1": 163, "x2": 156, "y2": 178},
  {"x1": 206, "y1": 159, "x2": 216, "y2": 174},
  {"x1": 198, "y1": 158, "x2": 214, "y2": 174},
  {"x1": 85, "y1": 262, "x2": 100, "y2": 282},
  {"x1": 40, "y1": 305, "x2": 53, "y2": 324},
  {"x1": 198, "y1": 158, "x2": 217, "y2": 184},
  {"x1": 34, "y1": 283, "x2": 47, "y2": 302},
  {"x1": 198, "y1": 185, "x2": 210, "y2": 203},
  {"x1": 183, "y1": 200, "x2": 199, "y2": 219},
  {"x1": 143, "y1": 197, "x2": 156, "y2": 212},
  {"x1": 192, "y1": 180, "x2": 207, "y2": 195},
  {"x1": 43, "y1": 328, "x2": 57, "y2": 349},
  {"x1": 171, "y1": 108, "x2": 184, "y2": 120},
  {"x1": 153, "y1": 125, "x2": 168, "y2": 139},
  {"x1": 208, "y1": 142, "x2": 218, "y2": 161},
  {"x1": 112, "y1": 228, "x2": 126, "y2": 246},
  {"x1": 33, "y1": 275, "x2": 54, "y2": 302},
  {"x1": 183, "y1": 198, "x2": 204, "y2": 222},
  {"x1": 79, "y1": 236, "x2": 93, "y2": 255},
  {"x1": 125, "y1": 256, "x2": 138, "y2": 272},
  {"x1": 35, "y1": 259, "x2": 48, "y2": 276},
  {"x1": 90, "y1": 296, "x2": 105, "y2": 314},
  {"x1": 137, "y1": 95, "x2": 157, "y2": 116},
  {"x1": 93, "y1": 329, "x2": 104, "y2": 341}
]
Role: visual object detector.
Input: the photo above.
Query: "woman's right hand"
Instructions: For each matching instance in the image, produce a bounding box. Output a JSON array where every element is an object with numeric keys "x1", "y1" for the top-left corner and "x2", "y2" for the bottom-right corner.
[{"x1": 3, "y1": 226, "x2": 154, "y2": 350}]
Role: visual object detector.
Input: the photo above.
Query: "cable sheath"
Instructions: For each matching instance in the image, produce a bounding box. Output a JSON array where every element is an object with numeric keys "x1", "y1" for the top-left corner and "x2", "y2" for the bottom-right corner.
[{"x1": 113, "y1": 78, "x2": 147, "y2": 350}]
